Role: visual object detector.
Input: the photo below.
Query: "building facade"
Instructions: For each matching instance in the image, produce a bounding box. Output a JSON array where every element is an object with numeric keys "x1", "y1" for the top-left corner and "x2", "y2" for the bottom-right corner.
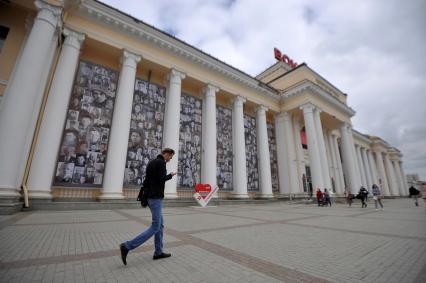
[{"x1": 0, "y1": 0, "x2": 409, "y2": 212}]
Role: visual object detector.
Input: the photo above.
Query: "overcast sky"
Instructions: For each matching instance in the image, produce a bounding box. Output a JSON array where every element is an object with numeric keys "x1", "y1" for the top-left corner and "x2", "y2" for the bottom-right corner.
[{"x1": 101, "y1": 0, "x2": 426, "y2": 180}]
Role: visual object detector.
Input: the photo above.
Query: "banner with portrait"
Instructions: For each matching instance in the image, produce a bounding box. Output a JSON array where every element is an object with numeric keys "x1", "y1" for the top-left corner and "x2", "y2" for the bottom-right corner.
[
  {"x1": 267, "y1": 122, "x2": 279, "y2": 191},
  {"x1": 53, "y1": 61, "x2": 118, "y2": 187},
  {"x1": 244, "y1": 114, "x2": 259, "y2": 191},
  {"x1": 177, "y1": 93, "x2": 202, "y2": 189},
  {"x1": 123, "y1": 79, "x2": 166, "y2": 186},
  {"x1": 216, "y1": 105, "x2": 233, "y2": 191}
]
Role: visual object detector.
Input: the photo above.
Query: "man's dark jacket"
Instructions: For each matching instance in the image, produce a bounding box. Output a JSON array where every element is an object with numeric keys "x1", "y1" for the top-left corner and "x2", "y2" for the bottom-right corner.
[
  {"x1": 409, "y1": 186, "x2": 420, "y2": 197},
  {"x1": 143, "y1": 155, "x2": 173, "y2": 199}
]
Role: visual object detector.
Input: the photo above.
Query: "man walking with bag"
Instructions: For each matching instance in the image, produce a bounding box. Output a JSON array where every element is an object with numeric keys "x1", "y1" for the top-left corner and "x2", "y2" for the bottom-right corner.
[{"x1": 120, "y1": 148, "x2": 176, "y2": 265}]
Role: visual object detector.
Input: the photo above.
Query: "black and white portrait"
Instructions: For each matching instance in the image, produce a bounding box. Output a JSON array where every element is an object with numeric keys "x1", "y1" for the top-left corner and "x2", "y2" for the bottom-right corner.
[
  {"x1": 216, "y1": 106, "x2": 233, "y2": 191},
  {"x1": 267, "y1": 122, "x2": 279, "y2": 192},
  {"x1": 244, "y1": 114, "x2": 259, "y2": 191},
  {"x1": 177, "y1": 93, "x2": 202, "y2": 189},
  {"x1": 124, "y1": 79, "x2": 166, "y2": 187},
  {"x1": 54, "y1": 61, "x2": 119, "y2": 187}
]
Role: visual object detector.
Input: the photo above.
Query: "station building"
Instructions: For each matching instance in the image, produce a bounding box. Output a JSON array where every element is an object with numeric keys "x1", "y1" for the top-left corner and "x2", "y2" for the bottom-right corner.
[{"x1": 0, "y1": 0, "x2": 409, "y2": 212}]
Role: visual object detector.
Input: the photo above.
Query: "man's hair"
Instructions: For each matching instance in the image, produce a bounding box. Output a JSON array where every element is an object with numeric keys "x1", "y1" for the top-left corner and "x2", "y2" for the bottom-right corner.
[{"x1": 162, "y1": 148, "x2": 175, "y2": 155}]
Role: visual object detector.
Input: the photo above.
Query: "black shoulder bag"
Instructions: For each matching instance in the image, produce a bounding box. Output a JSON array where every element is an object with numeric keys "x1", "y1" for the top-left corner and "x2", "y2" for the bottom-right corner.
[{"x1": 137, "y1": 177, "x2": 149, "y2": 208}]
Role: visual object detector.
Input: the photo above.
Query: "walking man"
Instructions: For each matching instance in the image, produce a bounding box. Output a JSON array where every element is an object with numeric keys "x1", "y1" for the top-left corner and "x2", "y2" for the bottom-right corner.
[
  {"x1": 409, "y1": 185, "x2": 420, "y2": 207},
  {"x1": 359, "y1": 186, "x2": 369, "y2": 208},
  {"x1": 120, "y1": 148, "x2": 177, "y2": 265},
  {"x1": 372, "y1": 184, "x2": 384, "y2": 210}
]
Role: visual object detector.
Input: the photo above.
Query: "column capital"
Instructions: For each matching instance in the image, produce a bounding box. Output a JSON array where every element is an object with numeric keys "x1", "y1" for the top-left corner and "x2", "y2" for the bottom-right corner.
[
  {"x1": 35, "y1": 0, "x2": 63, "y2": 29},
  {"x1": 276, "y1": 111, "x2": 291, "y2": 121},
  {"x1": 63, "y1": 28, "x2": 85, "y2": 50},
  {"x1": 313, "y1": 106, "x2": 323, "y2": 114},
  {"x1": 121, "y1": 50, "x2": 141, "y2": 69},
  {"x1": 202, "y1": 84, "x2": 219, "y2": 97},
  {"x1": 300, "y1": 103, "x2": 317, "y2": 113},
  {"x1": 340, "y1": 121, "x2": 352, "y2": 132},
  {"x1": 167, "y1": 68, "x2": 186, "y2": 83},
  {"x1": 232, "y1": 95, "x2": 246, "y2": 105},
  {"x1": 255, "y1": 105, "x2": 268, "y2": 114}
]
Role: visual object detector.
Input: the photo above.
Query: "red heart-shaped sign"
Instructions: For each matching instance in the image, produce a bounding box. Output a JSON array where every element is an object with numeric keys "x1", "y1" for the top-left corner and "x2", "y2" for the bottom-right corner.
[{"x1": 195, "y1": 184, "x2": 212, "y2": 199}]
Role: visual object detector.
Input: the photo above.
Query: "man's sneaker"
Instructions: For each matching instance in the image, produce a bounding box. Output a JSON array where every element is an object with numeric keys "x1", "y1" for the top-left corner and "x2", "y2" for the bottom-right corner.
[
  {"x1": 153, "y1": 252, "x2": 171, "y2": 260},
  {"x1": 120, "y1": 243, "x2": 129, "y2": 265}
]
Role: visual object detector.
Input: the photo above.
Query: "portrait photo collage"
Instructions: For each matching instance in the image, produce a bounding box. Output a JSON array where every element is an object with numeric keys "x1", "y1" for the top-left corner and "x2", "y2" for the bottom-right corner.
[
  {"x1": 267, "y1": 122, "x2": 279, "y2": 192},
  {"x1": 54, "y1": 61, "x2": 119, "y2": 187},
  {"x1": 216, "y1": 106, "x2": 233, "y2": 191},
  {"x1": 177, "y1": 93, "x2": 203, "y2": 189},
  {"x1": 244, "y1": 115, "x2": 259, "y2": 191},
  {"x1": 124, "y1": 79, "x2": 166, "y2": 187}
]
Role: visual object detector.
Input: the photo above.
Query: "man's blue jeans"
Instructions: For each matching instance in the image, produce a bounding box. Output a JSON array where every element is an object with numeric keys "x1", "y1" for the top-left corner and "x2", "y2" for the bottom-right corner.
[{"x1": 124, "y1": 198, "x2": 164, "y2": 256}]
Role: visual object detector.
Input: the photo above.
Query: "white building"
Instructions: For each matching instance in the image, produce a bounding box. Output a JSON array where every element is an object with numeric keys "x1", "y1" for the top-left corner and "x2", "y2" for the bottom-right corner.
[{"x1": 0, "y1": 0, "x2": 409, "y2": 213}]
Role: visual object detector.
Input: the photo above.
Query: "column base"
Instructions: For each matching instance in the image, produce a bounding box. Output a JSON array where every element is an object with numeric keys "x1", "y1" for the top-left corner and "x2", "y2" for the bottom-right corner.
[
  {"x1": 164, "y1": 193, "x2": 178, "y2": 199},
  {"x1": 0, "y1": 187, "x2": 22, "y2": 215},
  {"x1": 28, "y1": 190, "x2": 53, "y2": 200},
  {"x1": 258, "y1": 193, "x2": 274, "y2": 199},
  {"x1": 98, "y1": 192, "x2": 125, "y2": 201},
  {"x1": 230, "y1": 192, "x2": 249, "y2": 199},
  {"x1": 0, "y1": 187, "x2": 21, "y2": 198}
]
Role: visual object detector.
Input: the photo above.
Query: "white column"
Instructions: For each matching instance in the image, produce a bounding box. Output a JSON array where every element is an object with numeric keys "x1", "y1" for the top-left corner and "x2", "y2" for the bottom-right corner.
[
  {"x1": 367, "y1": 149, "x2": 379, "y2": 186},
  {"x1": 348, "y1": 133, "x2": 362, "y2": 190},
  {"x1": 397, "y1": 161, "x2": 408, "y2": 195},
  {"x1": 301, "y1": 104, "x2": 323, "y2": 190},
  {"x1": 0, "y1": 1, "x2": 62, "y2": 197},
  {"x1": 27, "y1": 28, "x2": 85, "y2": 199},
  {"x1": 331, "y1": 134, "x2": 345, "y2": 193},
  {"x1": 232, "y1": 96, "x2": 248, "y2": 198},
  {"x1": 275, "y1": 114, "x2": 291, "y2": 195},
  {"x1": 256, "y1": 106, "x2": 273, "y2": 198},
  {"x1": 324, "y1": 130, "x2": 335, "y2": 191},
  {"x1": 393, "y1": 160, "x2": 405, "y2": 196},
  {"x1": 313, "y1": 108, "x2": 332, "y2": 190},
  {"x1": 384, "y1": 153, "x2": 399, "y2": 196},
  {"x1": 293, "y1": 115, "x2": 306, "y2": 193},
  {"x1": 355, "y1": 145, "x2": 367, "y2": 188},
  {"x1": 100, "y1": 50, "x2": 141, "y2": 199},
  {"x1": 374, "y1": 149, "x2": 390, "y2": 196},
  {"x1": 340, "y1": 123, "x2": 361, "y2": 193},
  {"x1": 327, "y1": 133, "x2": 338, "y2": 192},
  {"x1": 162, "y1": 69, "x2": 186, "y2": 199},
  {"x1": 201, "y1": 84, "x2": 219, "y2": 188},
  {"x1": 360, "y1": 147, "x2": 373, "y2": 190},
  {"x1": 283, "y1": 112, "x2": 300, "y2": 194}
]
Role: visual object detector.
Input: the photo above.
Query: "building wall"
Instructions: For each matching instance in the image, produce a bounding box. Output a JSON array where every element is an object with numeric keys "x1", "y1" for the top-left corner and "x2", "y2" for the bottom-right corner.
[{"x1": 0, "y1": 2, "x2": 32, "y2": 96}]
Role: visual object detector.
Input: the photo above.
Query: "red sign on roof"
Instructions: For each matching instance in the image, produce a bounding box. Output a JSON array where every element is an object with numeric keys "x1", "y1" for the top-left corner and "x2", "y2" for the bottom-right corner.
[{"x1": 274, "y1": 47, "x2": 298, "y2": 69}]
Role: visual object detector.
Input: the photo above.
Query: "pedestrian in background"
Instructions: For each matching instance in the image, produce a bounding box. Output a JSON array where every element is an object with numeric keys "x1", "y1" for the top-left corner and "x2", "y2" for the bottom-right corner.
[
  {"x1": 316, "y1": 188, "x2": 323, "y2": 206},
  {"x1": 324, "y1": 188, "x2": 332, "y2": 207},
  {"x1": 372, "y1": 184, "x2": 384, "y2": 210},
  {"x1": 346, "y1": 189, "x2": 354, "y2": 207},
  {"x1": 409, "y1": 186, "x2": 420, "y2": 207},
  {"x1": 359, "y1": 186, "x2": 369, "y2": 208}
]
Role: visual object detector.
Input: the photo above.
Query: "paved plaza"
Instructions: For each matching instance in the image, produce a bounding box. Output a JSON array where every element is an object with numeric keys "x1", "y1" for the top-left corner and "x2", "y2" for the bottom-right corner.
[{"x1": 0, "y1": 198, "x2": 425, "y2": 283}]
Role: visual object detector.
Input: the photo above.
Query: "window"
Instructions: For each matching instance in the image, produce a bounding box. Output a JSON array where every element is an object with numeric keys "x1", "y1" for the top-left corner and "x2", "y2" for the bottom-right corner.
[{"x1": 0, "y1": 26, "x2": 10, "y2": 52}]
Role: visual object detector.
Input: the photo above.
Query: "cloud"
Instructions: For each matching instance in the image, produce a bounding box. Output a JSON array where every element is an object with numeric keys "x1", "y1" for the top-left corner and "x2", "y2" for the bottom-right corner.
[{"x1": 100, "y1": 0, "x2": 426, "y2": 180}]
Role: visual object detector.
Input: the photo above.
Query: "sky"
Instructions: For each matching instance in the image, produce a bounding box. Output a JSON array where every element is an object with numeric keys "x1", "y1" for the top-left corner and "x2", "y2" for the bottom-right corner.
[{"x1": 101, "y1": 0, "x2": 426, "y2": 180}]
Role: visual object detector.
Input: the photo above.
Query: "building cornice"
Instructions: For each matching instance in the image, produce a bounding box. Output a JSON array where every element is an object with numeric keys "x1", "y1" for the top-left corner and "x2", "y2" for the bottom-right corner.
[
  {"x1": 76, "y1": 0, "x2": 279, "y2": 100},
  {"x1": 282, "y1": 80, "x2": 356, "y2": 117},
  {"x1": 352, "y1": 130, "x2": 372, "y2": 145},
  {"x1": 256, "y1": 61, "x2": 291, "y2": 81}
]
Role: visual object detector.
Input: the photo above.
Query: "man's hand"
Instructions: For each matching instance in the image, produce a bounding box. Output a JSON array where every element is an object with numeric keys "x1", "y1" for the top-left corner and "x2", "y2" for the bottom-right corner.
[{"x1": 171, "y1": 172, "x2": 177, "y2": 176}]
